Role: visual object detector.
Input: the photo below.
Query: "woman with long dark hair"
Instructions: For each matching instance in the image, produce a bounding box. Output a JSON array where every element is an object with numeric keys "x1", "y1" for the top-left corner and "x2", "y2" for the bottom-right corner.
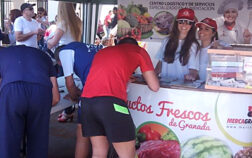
[{"x1": 155, "y1": 8, "x2": 200, "y2": 81}]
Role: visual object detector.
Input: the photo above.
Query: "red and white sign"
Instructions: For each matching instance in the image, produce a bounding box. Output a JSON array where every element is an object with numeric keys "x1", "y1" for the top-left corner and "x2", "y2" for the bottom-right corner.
[{"x1": 127, "y1": 83, "x2": 252, "y2": 157}]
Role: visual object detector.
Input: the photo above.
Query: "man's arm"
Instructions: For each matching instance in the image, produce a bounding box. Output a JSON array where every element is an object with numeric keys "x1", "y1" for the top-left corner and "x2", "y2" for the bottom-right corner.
[
  {"x1": 50, "y1": 76, "x2": 60, "y2": 106},
  {"x1": 65, "y1": 75, "x2": 81, "y2": 102},
  {"x1": 15, "y1": 31, "x2": 35, "y2": 42},
  {"x1": 142, "y1": 70, "x2": 160, "y2": 92}
]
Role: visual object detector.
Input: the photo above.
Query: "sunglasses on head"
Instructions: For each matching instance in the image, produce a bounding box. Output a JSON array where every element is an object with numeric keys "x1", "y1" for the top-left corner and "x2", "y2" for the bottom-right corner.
[
  {"x1": 27, "y1": 7, "x2": 33, "y2": 11},
  {"x1": 177, "y1": 20, "x2": 194, "y2": 25}
]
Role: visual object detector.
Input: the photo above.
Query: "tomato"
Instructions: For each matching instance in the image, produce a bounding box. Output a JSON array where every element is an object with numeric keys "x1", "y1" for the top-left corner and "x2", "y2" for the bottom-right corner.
[
  {"x1": 139, "y1": 125, "x2": 151, "y2": 134},
  {"x1": 138, "y1": 125, "x2": 161, "y2": 141}
]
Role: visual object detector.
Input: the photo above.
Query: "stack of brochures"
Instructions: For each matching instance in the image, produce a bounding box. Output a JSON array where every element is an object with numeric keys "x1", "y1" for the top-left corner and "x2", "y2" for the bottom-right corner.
[
  {"x1": 205, "y1": 49, "x2": 252, "y2": 93},
  {"x1": 210, "y1": 55, "x2": 244, "y2": 81}
]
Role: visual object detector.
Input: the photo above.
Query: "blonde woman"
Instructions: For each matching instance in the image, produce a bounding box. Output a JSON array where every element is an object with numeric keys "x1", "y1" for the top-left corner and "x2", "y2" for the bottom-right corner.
[
  {"x1": 47, "y1": 2, "x2": 82, "y2": 49},
  {"x1": 47, "y1": 2, "x2": 87, "y2": 158}
]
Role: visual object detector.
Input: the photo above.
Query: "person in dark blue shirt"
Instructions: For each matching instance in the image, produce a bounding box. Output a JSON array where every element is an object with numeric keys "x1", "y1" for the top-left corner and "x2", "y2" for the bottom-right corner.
[
  {"x1": 54, "y1": 42, "x2": 102, "y2": 158},
  {"x1": 0, "y1": 45, "x2": 60, "y2": 158},
  {"x1": 0, "y1": 29, "x2": 4, "y2": 41}
]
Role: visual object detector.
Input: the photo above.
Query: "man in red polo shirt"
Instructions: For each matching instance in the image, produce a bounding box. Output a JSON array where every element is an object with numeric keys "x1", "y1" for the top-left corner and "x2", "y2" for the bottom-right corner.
[{"x1": 80, "y1": 37, "x2": 159, "y2": 158}]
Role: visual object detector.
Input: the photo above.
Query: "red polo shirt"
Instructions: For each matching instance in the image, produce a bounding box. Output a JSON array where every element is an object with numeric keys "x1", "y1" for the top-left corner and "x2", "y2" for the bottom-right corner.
[{"x1": 81, "y1": 43, "x2": 154, "y2": 101}]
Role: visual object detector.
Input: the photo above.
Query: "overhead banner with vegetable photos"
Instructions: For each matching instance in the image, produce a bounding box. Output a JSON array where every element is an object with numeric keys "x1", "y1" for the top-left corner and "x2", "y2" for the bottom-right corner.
[
  {"x1": 117, "y1": 0, "x2": 252, "y2": 43},
  {"x1": 127, "y1": 83, "x2": 252, "y2": 158}
]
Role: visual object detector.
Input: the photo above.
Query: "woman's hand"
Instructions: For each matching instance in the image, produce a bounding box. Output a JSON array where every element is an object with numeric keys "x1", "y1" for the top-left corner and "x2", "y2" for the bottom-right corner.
[
  {"x1": 243, "y1": 29, "x2": 252, "y2": 44},
  {"x1": 184, "y1": 74, "x2": 196, "y2": 81},
  {"x1": 47, "y1": 28, "x2": 64, "y2": 49},
  {"x1": 184, "y1": 69, "x2": 198, "y2": 81},
  {"x1": 154, "y1": 61, "x2": 162, "y2": 76}
]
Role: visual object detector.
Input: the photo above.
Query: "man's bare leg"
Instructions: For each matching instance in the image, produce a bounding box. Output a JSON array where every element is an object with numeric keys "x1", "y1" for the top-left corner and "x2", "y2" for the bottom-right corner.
[
  {"x1": 75, "y1": 124, "x2": 90, "y2": 158},
  {"x1": 90, "y1": 136, "x2": 109, "y2": 158},
  {"x1": 113, "y1": 140, "x2": 136, "y2": 158}
]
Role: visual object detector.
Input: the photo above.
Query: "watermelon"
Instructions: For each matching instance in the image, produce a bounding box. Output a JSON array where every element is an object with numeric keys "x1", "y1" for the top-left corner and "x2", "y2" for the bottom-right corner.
[{"x1": 181, "y1": 136, "x2": 233, "y2": 158}]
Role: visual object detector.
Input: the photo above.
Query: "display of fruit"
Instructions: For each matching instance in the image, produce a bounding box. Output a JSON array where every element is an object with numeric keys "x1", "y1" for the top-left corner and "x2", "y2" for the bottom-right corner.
[
  {"x1": 117, "y1": 3, "x2": 154, "y2": 40},
  {"x1": 181, "y1": 136, "x2": 233, "y2": 158},
  {"x1": 234, "y1": 147, "x2": 252, "y2": 158},
  {"x1": 125, "y1": 14, "x2": 138, "y2": 27}
]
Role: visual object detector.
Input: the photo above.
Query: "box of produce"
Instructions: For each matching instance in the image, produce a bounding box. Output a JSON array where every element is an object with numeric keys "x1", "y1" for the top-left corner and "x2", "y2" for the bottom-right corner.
[{"x1": 117, "y1": 3, "x2": 154, "y2": 40}]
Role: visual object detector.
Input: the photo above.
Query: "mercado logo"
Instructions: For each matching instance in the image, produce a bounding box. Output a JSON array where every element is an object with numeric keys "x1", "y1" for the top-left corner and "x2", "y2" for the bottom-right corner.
[
  {"x1": 248, "y1": 106, "x2": 252, "y2": 117},
  {"x1": 215, "y1": 94, "x2": 252, "y2": 146},
  {"x1": 227, "y1": 118, "x2": 252, "y2": 124}
]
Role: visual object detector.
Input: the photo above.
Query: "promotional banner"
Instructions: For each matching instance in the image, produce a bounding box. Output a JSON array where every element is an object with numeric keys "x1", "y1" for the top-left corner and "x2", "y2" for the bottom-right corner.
[
  {"x1": 118, "y1": 0, "x2": 252, "y2": 44},
  {"x1": 127, "y1": 83, "x2": 252, "y2": 158}
]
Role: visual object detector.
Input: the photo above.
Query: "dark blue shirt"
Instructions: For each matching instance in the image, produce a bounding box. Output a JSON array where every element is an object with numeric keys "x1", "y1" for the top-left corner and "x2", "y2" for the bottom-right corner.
[
  {"x1": 0, "y1": 45, "x2": 56, "y2": 90},
  {"x1": 61, "y1": 42, "x2": 102, "y2": 85},
  {"x1": 0, "y1": 29, "x2": 4, "y2": 41}
]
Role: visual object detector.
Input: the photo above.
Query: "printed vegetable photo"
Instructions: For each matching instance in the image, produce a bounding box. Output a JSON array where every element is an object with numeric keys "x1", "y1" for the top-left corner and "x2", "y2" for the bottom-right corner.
[
  {"x1": 136, "y1": 122, "x2": 180, "y2": 158},
  {"x1": 117, "y1": 3, "x2": 154, "y2": 40}
]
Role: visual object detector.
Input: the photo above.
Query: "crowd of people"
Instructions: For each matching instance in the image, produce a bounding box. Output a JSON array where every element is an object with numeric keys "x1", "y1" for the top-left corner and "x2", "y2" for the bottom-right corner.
[
  {"x1": 0, "y1": 2, "x2": 159, "y2": 158},
  {"x1": 0, "y1": 0, "x2": 251, "y2": 158},
  {"x1": 97, "y1": 7, "x2": 118, "y2": 42}
]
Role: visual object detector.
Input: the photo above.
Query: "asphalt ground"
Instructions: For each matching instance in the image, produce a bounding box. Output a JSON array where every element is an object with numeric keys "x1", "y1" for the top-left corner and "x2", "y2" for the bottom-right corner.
[{"x1": 48, "y1": 110, "x2": 118, "y2": 158}]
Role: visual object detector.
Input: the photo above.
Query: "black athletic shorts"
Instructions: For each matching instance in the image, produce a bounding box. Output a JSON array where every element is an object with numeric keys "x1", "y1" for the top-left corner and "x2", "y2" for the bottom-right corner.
[{"x1": 80, "y1": 96, "x2": 136, "y2": 143}]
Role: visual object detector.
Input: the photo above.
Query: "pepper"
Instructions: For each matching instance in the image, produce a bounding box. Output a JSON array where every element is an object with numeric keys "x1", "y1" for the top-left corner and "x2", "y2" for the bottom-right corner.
[{"x1": 138, "y1": 125, "x2": 161, "y2": 141}]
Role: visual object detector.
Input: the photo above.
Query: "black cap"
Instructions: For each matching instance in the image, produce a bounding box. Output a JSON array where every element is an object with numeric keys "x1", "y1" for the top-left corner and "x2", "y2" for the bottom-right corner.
[{"x1": 20, "y1": 3, "x2": 35, "y2": 12}]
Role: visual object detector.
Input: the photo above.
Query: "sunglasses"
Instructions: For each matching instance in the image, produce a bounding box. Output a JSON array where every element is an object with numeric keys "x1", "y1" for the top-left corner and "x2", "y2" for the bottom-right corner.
[
  {"x1": 25, "y1": 7, "x2": 34, "y2": 11},
  {"x1": 177, "y1": 20, "x2": 194, "y2": 25}
]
